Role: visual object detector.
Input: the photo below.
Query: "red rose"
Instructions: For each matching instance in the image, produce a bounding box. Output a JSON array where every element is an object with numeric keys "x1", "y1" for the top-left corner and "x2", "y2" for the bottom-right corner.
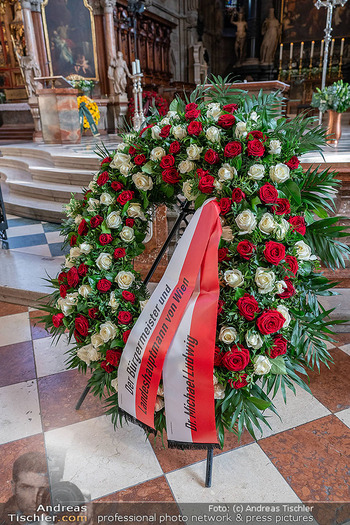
[
  {"x1": 204, "y1": 149, "x2": 220, "y2": 164},
  {"x1": 198, "y1": 175, "x2": 214, "y2": 194},
  {"x1": 187, "y1": 121, "x2": 203, "y2": 136},
  {"x1": 78, "y1": 219, "x2": 88, "y2": 236},
  {"x1": 106, "y1": 349, "x2": 122, "y2": 367},
  {"x1": 264, "y1": 241, "x2": 286, "y2": 266},
  {"x1": 75, "y1": 315, "x2": 89, "y2": 337},
  {"x1": 58, "y1": 272, "x2": 67, "y2": 284},
  {"x1": 218, "y1": 114, "x2": 236, "y2": 128},
  {"x1": 67, "y1": 267, "x2": 79, "y2": 288},
  {"x1": 90, "y1": 215, "x2": 104, "y2": 229},
  {"x1": 218, "y1": 247, "x2": 230, "y2": 262},
  {"x1": 70, "y1": 235, "x2": 77, "y2": 247},
  {"x1": 162, "y1": 168, "x2": 180, "y2": 184},
  {"x1": 237, "y1": 240, "x2": 256, "y2": 260},
  {"x1": 122, "y1": 290, "x2": 135, "y2": 303},
  {"x1": 269, "y1": 335, "x2": 288, "y2": 359},
  {"x1": 256, "y1": 310, "x2": 285, "y2": 335},
  {"x1": 217, "y1": 299, "x2": 225, "y2": 315},
  {"x1": 224, "y1": 141, "x2": 242, "y2": 158},
  {"x1": 129, "y1": 146, "x2": 138, "y2": 155},
  {"x1": 272, "y1": 198, "x2": 291, "y2": 215},
  {"x1": 219, "y1": 197, "x2": 231, "y2": 215},
  {"x1": 259, "y1": 183, "x2": 278, "y2": 203},
  {"x1": 223, "y1": 103, "x2": 238, "y2": 113},
  {"x1": 101, "y1": 156, "x2": 111, "y2": 166},
  {"x1": 286, "y1": 156, "x2": 300, "y2": 170},
  {"x1": 139, "y1": 124, "x2": 154, "y2": 136},
  {"x1": 160, "y1": 125, "x2": 171, "y2": 138},
  {"x1": 125, "y1": 218, "x2": 134, "y2": 227},
  {"x1": 284, "y1": 255, "x2": 299, "y2": 276},
  {"x1": 277, "y1": 278, "x2": 296, "y2": 299},
  {"x1": 237, "y1": 293, "x2": 260, "y2": 321},
  {"x1": 288, "y1": 216, "x2": 306, "y2": 235},
  {"x1": 185, "y1": 109, "x2": 201, "y2": 121},
  {"x1": 231, "y1": 188, "x2": 245, "y2": 203},
  {"x1": 222, "y1": 345, "x2": 250, "y2": 371},
  {"x1": 247, "y1": 130, "x2": 266, "y2": 141},
  {"x1": 59, "y1": 285, "x2": 68, "y2": 298},
  {"x1": 114, "y1": 247, "x2": 126, "y2": 259},
  {"x1": 134, "y1": 154, "x2": 147, "y2": 166},
  {"x1": 52, "y1": 313, "x2": 64, "y2": 328},
  {"x1": 101, "y1": 360, "x2": 114, "y2": 373},
  {"x1": 196, "y1": 168, "x2": 209, "y2": 178},
  {"x1": 88, "y1": 307, "x2": 99, "y2": 319},
  {"x1": 117, "y1": 190, "x2": 134, "y2": 206},
  {"x1": 97, "y1": 279, "x2": 112, "y2": 293},
  {"x1": 214, "y1": 346, "x2": 224, "y2": 366},
  {"x1": 118, "y1": 311, "x2": 133, "y2": 325},
  {"x1": 97, "y1": 171, "x2": 109, "y2": 186},
  {"x1": 247, "y1": 139, "x2": 265, "y2": 157},
  {"x1": 228, "y1": 375, "x2": 248, "y2": 389},
  {"x1": 160, "y1": 154, "x2": 175, "y2": 169},
  {"x1": 111, "y1": 181, "x2": 124, "y2": 192},
  {"x1": 122, "y1": 329, "x2": 131, "y2": 343},
  {"x1": 99, "y1": 233, "x2": 113, "y2": 245},
  {"x1": 185, "y1": 102, "x2": 198, "y2": 111},
  {"x1": 169, "y1": 141, "x2": 181, "y2": 154},
  {"x1": 78, "y1": 263, "x2": 88, "y2": 277}
]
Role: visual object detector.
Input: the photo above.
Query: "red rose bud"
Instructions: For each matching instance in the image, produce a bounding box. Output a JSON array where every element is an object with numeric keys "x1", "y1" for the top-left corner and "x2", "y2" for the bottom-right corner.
[
  {"x1": 160, "y1": 154, "x2": 175, "y2": 169},
  {"x1": 217, "y1": 299, "x2": 225, "y2": 315},
  {"x1": 237, "y1": 240, "x2": 256, "y2": 260},
  {"x1": 196, "y1": 168, "x2": 209, "y2": 179},
  {"x1": 111, "y1": 181, "x2": 124, "y2": 192},
  {"x1": 99, "y1": 233, "x2": 113, "y2": 245},
  {"x1": 122, "y1": 290, "x2": 135, "y2": 303},
  {"x1": 114, "y1": 247, "x2": 126, "y2": 259},
  {"x1": 122, "y1": 329, "x2": 131, "y2": 343},
  {"x1": 134, "y1": 154, "x2": 147, "y2": 166},
  {"x1": 256, "y1": 310, "x2": 285, "y2": 335},
  {"x1": 231, "y1": 188, "x2": 246, "y2": 203},
  {"x1": 258, "y1": 183, "x2": 278, "y2": 203},
  {"x1": 90, "y1": 215, "x2": 104, "y2": 229},
  {"x1": 129, "y1": 145, "x2": 138, "y2": 155},
  {"x1": 160, "y1": 125, "x2": 171, "y2": 138},
  {"x1": 263, "y1": 241, "x2": 286, "y2": 266},
  {"x1": 101, "y1": 360, "x2": 114, "y2": 373},
  {"x1": 214, "y1": 346, "x2": 224, "y2": 366},
  {"x1": 185, "y1": 109, "x2": 201, "y2": 121},
  {"x1": 247, "y1": 139, "x2": 265, "y2": 157},
  {"x1": 67, "y1": 267, "x2": 79, "y2": 288},
  {"x1": 100, "y1": 156, "x2": 111, "y2": 166},
  {"x1": 222, "y1": 344, "x2": 250, "y2": 371},
  {"x1": 269, "y1": 335, "x2": 288, "y2": 359},
  {"x1": 198, "y1": 174, "x2": 215, "y2": 194},
  {"x1": 169, "y1": 141, "x2": 181, "y2": 154},
  {"x1": 277, "y1": 278, "x2": 296, "y2": 299},
  {"x1": 223, "y1": 103, "x2": 238, "y2": 113},
  {"x1": 218, "y1": 114, "x2": 236, "y2": 128},
  {"x1": 204, "y1": 149, "x2": 220, "y2": 164},
  {"x1": 78, "y1": 219, "x2": 88, "y2": 236},
  {"x1": 88, "y1": 307, "x2": 99, "y2": 319},
  {"x1": 106, "y1": 349, "x2": 122, "y2": 366},
  {"x1": 224, "y1": 141, "x2": 242, "y2": 158},
  {"x1": 97, "y1": 279, "x2": 112, "y2": 293},
  {"x1": 218, "y1": 247, "x2": 230, "y2": 262},
  {"x1": 185, "y1": 102, "x2": 198, "y2": 111},
  {"x1": 237, "y1": 293, "x2": 260, "y2": 321},
  {"x1": 284, "y1": 255, "x2": 299, "y2": 276},
  {"x1": 118, "y1": 311, "x2": 133, "y2": 325},
  {"x1": 117, "y1": 190, "x2": 134, "y2": 206},
  {"x1": 75, "y1": 315, "x2": 89, "y2": 337},
  {"x1": 228, "y1": 374, "x2": 248, "y2": 389},
  {"x1": 125, "y1": 218, "x2": 134, "y2": 227},
  {"x1": 272, "y1": 198, "x2": 291, "y2": 215},
  {"x1": 84, "y1": 190, "x2": 92, "y2": 201},
  {"x1": 97, "y1": 171, "x2": 109, "y2": 186},
  {"x1": 52, "y1": 313, "x2": 64, "y2": 328},
  {"x1": 247, "y1": 130, "x2": 266, "y2": 141},
  {"x1": 286, "y1": 156, "x2": 300, "y2": 170},
  {"x1": 219, "y1": 197, "x2": 231, "y2": 215},
  {"x1": 78, "y1": 263, "x2": 88, "y2": 277},
  {"x1": 59, "y1": 285, "x2": 68, "y2": 298},
  {"x1": 187, "y1": 121, "x2": 203, "y2": 136},
  {"x1": 288, "y1": 216, "x2": 306, "y2": 235},
  {"x1": 162, "y1": 168, "x2": 180, "y2": 184},
  {"x1": 70, "y1": 235, "x2": 77, "y2": 247},
  {"x1": 58, "y1": 272, "x2": 67, "y2": 284}
]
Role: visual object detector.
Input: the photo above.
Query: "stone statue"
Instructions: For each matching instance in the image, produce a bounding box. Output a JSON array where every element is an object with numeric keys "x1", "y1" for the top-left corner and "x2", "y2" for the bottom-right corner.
[
  {"x1": 108, "y1": 51, "x2": 132, "y2": 96},
  {"x1": 18, "y1": 54, "x2": 41, "y2": 98},
  {"x1": 231, "y1": 10, "x2": 247, "y2": 64},
  {"x1": 260, "y1": 8, "x2": 281, "y2": 65}
]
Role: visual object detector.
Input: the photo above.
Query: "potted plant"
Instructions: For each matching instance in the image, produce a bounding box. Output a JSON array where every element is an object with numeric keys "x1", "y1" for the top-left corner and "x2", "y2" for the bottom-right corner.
[{"x1": 311, "y1": 79, "x2": 350, "y2": 143}]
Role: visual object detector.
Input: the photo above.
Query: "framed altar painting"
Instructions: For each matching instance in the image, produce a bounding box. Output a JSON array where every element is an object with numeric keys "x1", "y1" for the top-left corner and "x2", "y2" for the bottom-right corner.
[{"x1": 42, "y1": 0, "x2": 98, "y2": 79}]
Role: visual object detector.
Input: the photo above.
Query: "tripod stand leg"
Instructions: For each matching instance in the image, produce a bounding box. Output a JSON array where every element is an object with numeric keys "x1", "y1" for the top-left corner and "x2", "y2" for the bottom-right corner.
[
  {"x1": 75, "y1": 385, "x2": 91, "y2": 410},
  {"x1": 205, "y1": 449, "x2": 213, "y2": 487}
]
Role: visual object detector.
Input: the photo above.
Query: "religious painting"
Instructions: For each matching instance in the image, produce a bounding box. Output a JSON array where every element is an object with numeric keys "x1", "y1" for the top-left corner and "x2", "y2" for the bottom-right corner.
[{"x1": 42, "y1": 0, "x2": 98, "y2": 79}]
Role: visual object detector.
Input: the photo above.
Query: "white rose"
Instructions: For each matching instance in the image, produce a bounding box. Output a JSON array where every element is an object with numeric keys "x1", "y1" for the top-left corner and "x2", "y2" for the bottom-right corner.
[
  {"x1": 254, "y1": 355, "x2": 272, "y2": 375},
  {"x1": 151, "y1": 125, "x2": 162, "y2": 140},
  {"x1": 108, "y1": 291, "x2": 119, "y2": 311},
  {"x1": 91, "y1": 333, "x2": 104, "y2": 348},
  {"x1": 115, "y1": 270, "x2": 135, "y2": 289},
  {"x1": 69, "y1": 247, "x2": 81, "y2": 259},
  {"x1": 235, "y1": 121, "x2": 247, "y2": 139},
  {"x1": 218, "y1": 163, "x2": 236, "y2": 181},
  {"x1": 78, "y1": 284, "x2": 92, "y2": 298},
  {"x1": 275, "y1": 218, "x2": 290, "y2": 240},
  {"x1": 127, "y1": 203, "x2": 146, "y2": 221},
  {"x1": 64, "y1": 257, "x2": 74, "y2": 269},
  {"x1": 167, "y1": 110, "x2": 179, "y2": 119},
  {"x1": 116, "y1": 142, "x2": 127, "y2": 151},
  {"x1": 57, "y1": 297, "x2": 73, "y2": 316},
  {"x1": 100, "y1": 192, "x2": 114, "y2": 206},
  {"x1": 172, "y1": 125, "x2": 187, "y2": 140},
  {"x1": 88, "y1": 181, "x2": 97, "y2": 191},
  {"x1": 269, "y1": 140, "x2": 282, "y2": 155},
  {"x1": 224, "y1": 269, "x2": 244, "y2": 288},
  {"x1": 235, "y1": 210, "x2": 257, "y2": 234},
  {"x1": 65, "y1": 292, "x2": 79, "y2": 306},
  {"x1": 80, "y1": 243, "x2": 92, "y2": 254},
  {"x1": 276, "y1": 305, "x2": 291, "y2": 328},
  {"x1": 179, "y1": 159, "x2": 195, "y2": 173},
  {"x1": 206, "y1": 126, "x2": 221, "y2": 142},
  {"x1": 150, "y1": 147, "x2": 166, "y2": 161},
  {"x1": 221, "y1": 225, "x2": 234, "y2": 241},
  {"x1": 295, "y1": 240, "x2": 317, "y2": 260},
  {"x1": 186, "y1": 144, "x2": 203, "y2": 160},
  {"x1": 106, "y1": 211, "x2": 122, "y2": 229},
  {"x1": 250, "y1": 111, "x2": 259, "y2": 122},
  {"x1": 140, "y1": 299, "x2": 149, "y2": 310},
  {"x1": 219, "y1": 326, "x2": 237, "y2": 344},
  {"x1": 213, "y1": 179, "x2": 223, "y2": 191},
  {"x1": 245, "y1": 332, "x2": 263, "y2": 350},
  {"x1": 119, "y1": 163, "x2": 132, "y2": 176},
  {"x1": 120, "y1": 226, "x2": 135, "y2": 242},
  {"x1": 132, "y1": 172, "x2": 153, "y2": 191},
  {"x1": 276, "y1": 280, "x2": 287, "y2": 295},
  {"x1": 77, "y1": 344, "x2": 101, "y2": 366},
  {"x1": 110, "y1": 152, "x2": 131, "y2": 169},
  {"x1": 255, "y1": 267, "x2": 276, "y2": 294},
  {"x1": 269, "y1": 163, "x2": 290, "y2": 183},
  {"x1": 182, "y1": 181, "x2": 197, "y2": 201},
  {"x1": 74, "y1": 215, "x2": 83, "y2": 225},
  {"x1": 259, "y1": 213, "x2": 276, "y2": 234},
  {"x1": 214, "y1": 383, "x2": 226, "y2": 399},
  {"x1": 206, "y1": 102, "x2": 222, "y2": 121},
  {"x1": 111, "y1": 378, "x2": 118, "y2": 391},
  {"x1": 160, "y1": 117, "x2": 170, "y2": 126},
  {"x1": 99, "y1": 321, "x2": 117, "y2": 343},
  {"x1": 96, "y1": 252, "x2": 112, "y2": 271},
  {"x1": 248, "y1": 164, "x2": 265, "y2": 180},
  {"x1": 87, "y1": 198, "x2": 100, "y2": 213}
]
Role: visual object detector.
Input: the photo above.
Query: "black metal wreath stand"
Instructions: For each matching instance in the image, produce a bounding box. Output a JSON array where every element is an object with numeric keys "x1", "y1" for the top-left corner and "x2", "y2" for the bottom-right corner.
[
  {"x1": 0, "y1": 184, "x2": 9, "y2": 249},
  {"x1": 75, "y1": 200, "x2": 214, "y2": 487}
]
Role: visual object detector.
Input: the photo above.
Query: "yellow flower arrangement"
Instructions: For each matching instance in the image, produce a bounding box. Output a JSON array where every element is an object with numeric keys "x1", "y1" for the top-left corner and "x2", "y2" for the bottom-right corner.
[{"x1": 77, "y1": 95, "x2": 100, "y2": 130}]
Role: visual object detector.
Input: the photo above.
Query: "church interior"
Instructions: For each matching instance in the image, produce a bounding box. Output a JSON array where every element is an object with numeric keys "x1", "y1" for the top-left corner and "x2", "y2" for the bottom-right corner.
[{"x1": 0, "y1": 1, "x2": 350, "y2": 523}]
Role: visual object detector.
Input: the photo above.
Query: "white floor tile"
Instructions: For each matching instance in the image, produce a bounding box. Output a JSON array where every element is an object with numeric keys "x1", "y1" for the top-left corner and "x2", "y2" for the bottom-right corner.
[
  {"x1": 0, "y1": 380, "x2": 42, "y2": 444},
  {"x1": 166, "y1": 443, "x2": 300, "y2": 502},
  {"x1": 33, "y1": 335, "x2": 75, "y2": 377},
  {"x1": 45, "y1": 231, "x2": 64, "y2": 244},
  {"x1": 335, "y1": 408, "x2": 350, "y2": 428},
  {"x1": 0, "y1": 311, "x2": 31, "y2": 347},
  {"x1": 339, "y1": 344, "x2": 350, "y2": 356},
  {"x1": 44, "y1": 416, "x2": 162, "y2": 499},
  {"x1": 7, "y1": 224, "x2": 45, "y2": 237},
  {"x1": 11, "y1": 245, "x2": 52, "y2": 257}
]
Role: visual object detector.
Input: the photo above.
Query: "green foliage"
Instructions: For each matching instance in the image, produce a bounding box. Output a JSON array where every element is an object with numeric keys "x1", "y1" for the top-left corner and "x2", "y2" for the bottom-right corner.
[
  {"x1": 305, "y1": 217, "x2": 350, "y2": 270},
  {"x1": 300, "y1": 165, "x2": 340, "y2": 213},
  {"x1": 311, "y1": 80, "x2": 350, "y2": 113},
  {"x1": 204, "y1": 74, "x2": 247, "y2": 105}
]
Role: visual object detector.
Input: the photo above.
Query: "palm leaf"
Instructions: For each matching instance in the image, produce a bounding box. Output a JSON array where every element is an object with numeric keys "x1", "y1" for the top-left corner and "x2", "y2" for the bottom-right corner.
[
  {"x1": 305, "y1": 216, "x2": 350, "y2": 269},
  {"x1": 300, "y1": 165, "x2": 340, "y2": 212}
]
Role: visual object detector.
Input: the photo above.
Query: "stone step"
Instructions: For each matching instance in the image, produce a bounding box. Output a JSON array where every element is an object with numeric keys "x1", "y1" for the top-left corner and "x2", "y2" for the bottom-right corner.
[
  {"x1": 7, "y1": 179, "x2": 82, "y2": 203},
  {"x1": 31, "y1": 166, "x2": 94, "y2": 186},
  {"x1": 4, "y1": 191, "x2": 64, "y2": 223}
]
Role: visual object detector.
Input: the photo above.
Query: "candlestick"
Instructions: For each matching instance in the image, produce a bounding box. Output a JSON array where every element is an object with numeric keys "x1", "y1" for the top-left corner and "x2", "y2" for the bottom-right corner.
[
  {"x1": 310, "y1": 40, "x2": 315, "y2": 59},
  {"x1": 132, "y1": 61, "x2": 136, "y2": 75},
  {"x1": 279, "y1": 43, "x2": 283, "y2": 61},
  {"x1": 300, "y1": 41, "x2": 304, "y2": 59},
  {"x1": 320, "y1": 39, "x2": 324, "y2": 57},
  {"x1": 330, "y1": 38, "x2": 335, "y2": 57},
  {"x1": 135, "y1": 59, "x2": 141, "y2": 74},
  {"x1": 340, "y1": 37, "x2": 345, "y2": 57},
  {"x1": 289, "y1": 42, "x2": 294, "y2": 60}
]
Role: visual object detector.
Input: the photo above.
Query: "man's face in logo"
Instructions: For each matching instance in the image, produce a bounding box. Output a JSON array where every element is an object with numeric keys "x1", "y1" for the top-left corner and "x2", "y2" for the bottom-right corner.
[{"x1": 12, "y1": 471, "x2": 49, "y2": 514}]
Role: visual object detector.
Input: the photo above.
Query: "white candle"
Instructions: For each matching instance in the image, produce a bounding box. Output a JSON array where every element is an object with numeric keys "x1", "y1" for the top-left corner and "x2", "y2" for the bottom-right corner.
[
  {"x1": 135, "y1": 59, "x2": 140, "y2": 73},
  {"x1": 320, "y1": 39, "x2": 324, "y2": 57},
  {"x1": 340, "y1": 38, "x2": 345, "y2": 57},
  {"x1": 300, "y1": 41, "x2": 304, "y2": 60},
  {"x1": 132, "y1": 61, "x2": 136, "y2": 75},
  {"x1": 330, "y1": 38, "x2": 335, "y2": 57},
  {"x1": 290, "y1": 42, "x2": 294, "y2": 60},
  {"x1": 279, "y1": 43, "x2": 283, "y2": 61},
  {"x1": 310, "y1": 41, "x2": 315, "y2": 59}
]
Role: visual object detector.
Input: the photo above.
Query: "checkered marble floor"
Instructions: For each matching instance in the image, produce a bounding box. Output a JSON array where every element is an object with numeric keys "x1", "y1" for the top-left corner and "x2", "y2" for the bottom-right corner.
[{"x1": 0, "y1": 302, "x2": 350, "y2": 524}]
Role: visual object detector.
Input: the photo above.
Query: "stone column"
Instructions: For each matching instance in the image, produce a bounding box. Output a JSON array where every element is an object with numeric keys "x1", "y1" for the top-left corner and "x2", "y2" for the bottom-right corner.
[
  {"x1": 20, "y1": 0, "x2": 39, "y2": 65},
  {"x1": 102, "y1": 0, "x2": 117, "y2": 95},
  {"x1": 30, "y1": 0, "x2": 49, "y2": 76},
  {"x1": 244, "y1": 0, "x2": 261, "y2": 65}
]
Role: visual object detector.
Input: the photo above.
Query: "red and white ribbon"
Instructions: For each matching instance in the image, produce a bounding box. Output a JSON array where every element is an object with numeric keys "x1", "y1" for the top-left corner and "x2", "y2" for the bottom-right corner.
[{"x1": 118, "y1": 198, "x2": 222, "y2": 447}]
